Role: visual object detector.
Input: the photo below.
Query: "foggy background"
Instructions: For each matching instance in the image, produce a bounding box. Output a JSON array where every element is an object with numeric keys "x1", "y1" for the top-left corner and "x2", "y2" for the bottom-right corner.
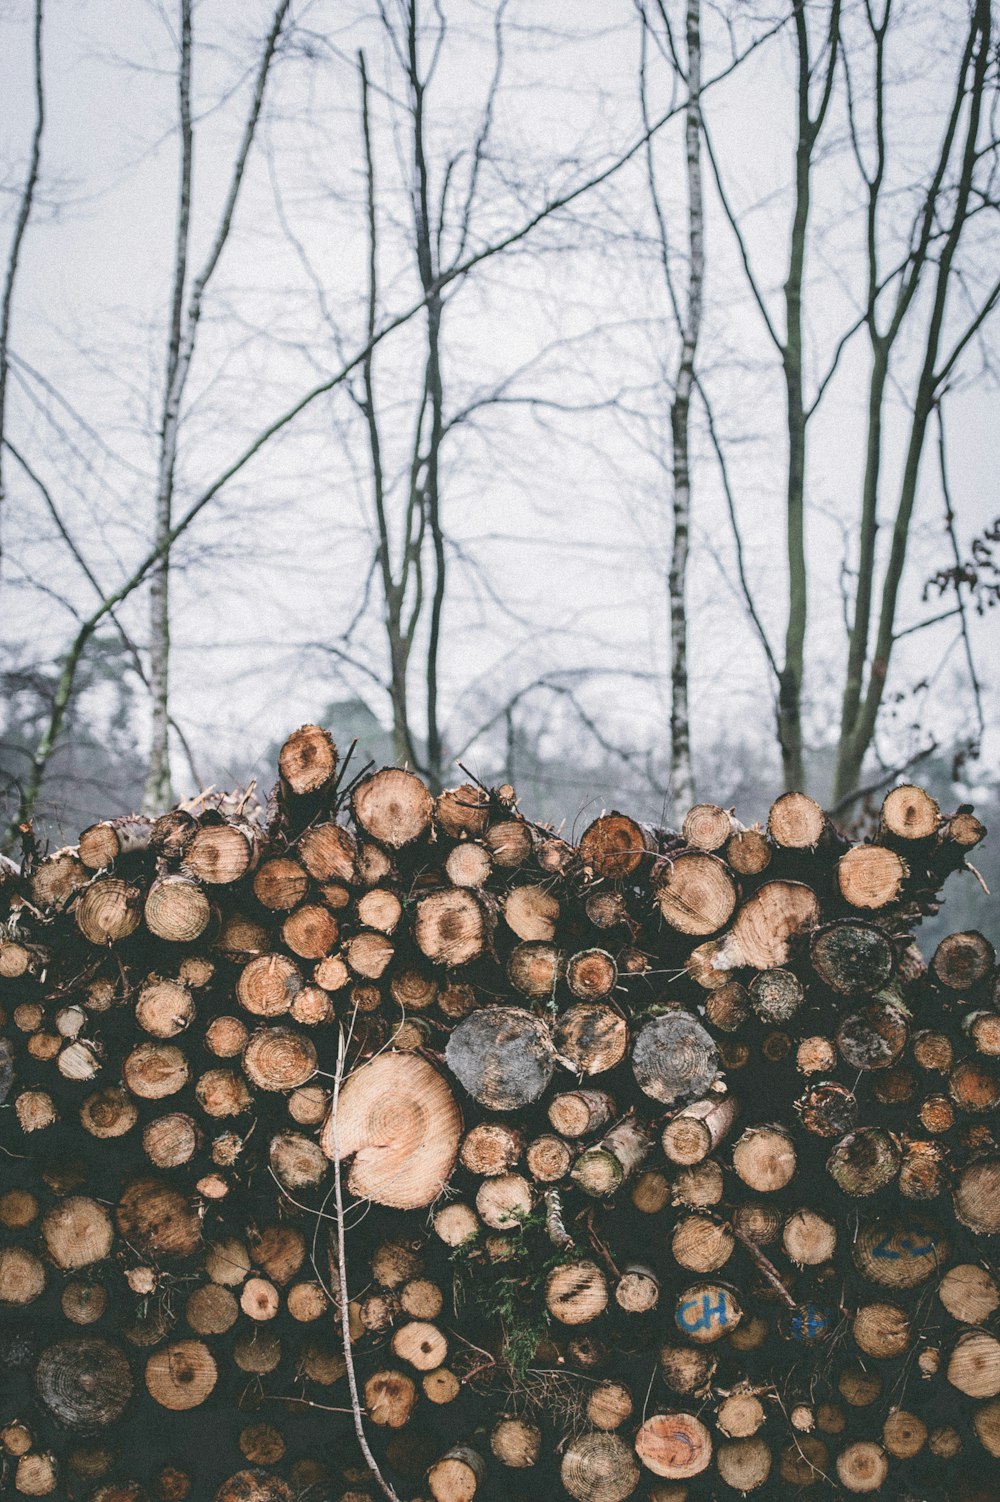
[{"x1": 1, "y1": 0, "x2": 997, "y2": 937}]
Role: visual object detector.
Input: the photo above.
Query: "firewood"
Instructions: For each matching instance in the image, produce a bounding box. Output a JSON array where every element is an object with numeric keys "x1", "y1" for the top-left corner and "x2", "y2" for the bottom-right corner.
[
  {"x1": 810, "y1": 920, "x2": 895, "y2": 995},
  {"x1": 717, "y1": 1436, "x2": 771, "y2": 1491},
  {"x1": 445, "y1": 1006, "x2": 554, "y2": 1109},
  {"x1": 732, "y1": 1125, "x2": 796, "y2": 1192},
  {"x1": 768, "y1": 791, "x2": 828, "y2": 849},
  {"x1": 30, "y1": 850, "x2": 88, "y2": 909},
  {"x1": 503, "y1": 882, "x2": 559, "y2": 940},
  {"x1": 614, "y1": 1264, "x2": 660, "y2": 1312},
  {"x1": 726, "y1": 825, "x2": 773, "y2": 876},
  {"x1": 475, "y1": 1171, "x2": 532, "y2": 1228},
  {"x1": 571, "y1": 1111, "x2": 653, "y2": 1196},
  {"x1": 435, "y1": 784, "x2": 490, "y2": 840},
  {"x1": 415, "y1": 888, "x2": 491, "y2": 965},
  {"x1": 143, "y1": 874, "x2": 211, "y2": 942},
  {"x1": 525, "y1": 1132, "x2": 573, "y2": 1182},
  {"x1": 566, "y1": 947, "x2": 618, "y2": 1000},
  {"x1": 560, "y1": 1432, "x2": 640, "y2": 1501},
  {"x1": 253, "y1": 856, "x2": 309, "y2": 911},
  {"x1": 578, "y1": 812, "x2": 654, "y2": 878},
  {"x1": 78, "y1": 815, "x2": 154, "y2": 869},
  {"x1": 717, "y1": 1390, "x2": 765, "y2": 1438},
  {"x1": 0, "y1": 1246, "x2": 46, "y2": 1305},
  {"x1": 548, "y1": 1088, "x2": 615, "y2": 1138},
  {"x1": 634, "y1": 1413, "x2": 712, "y2": 1479},
  {"x1": 671, "y1": 1215, "x2": 734, "y2": 1273},
  {"x1": 555, "y1": 1002, "x2": 627, "y2": 1075},
  {"x1": 932, "y1": 929, "x2": 995, "y2": 988},
  {"x1": 322, "y1": 1052, "x2": 461, "y2": 1209},
  {"x1": 183, "y1": 818, "x2": 258, "y2": 884},
  {"x1": 459, "y1": 1121, "x2": 523, "y2": 1175},
  {"x1": 545, "y1": 1259, "x2": 608, "y2": 1324},
  {"x1": 880, "y1": 783, "x2": 940, "y2": 841},
  {"x1": 507, "y1": 939, "x2": 562, "y2": 997},
  {"x1": 632, "y1": 1011, "x2": 718, "y2": 1103},
  {"x1": 662, "y1": 1093, "x2": 737, "y2": 1164},
  {"x1": 352, "y1": 768, "x2": 434, "y2": 848},
  {"x1": 278, "y1": 724, "x2": 337, "y2": 796},
  {"x1": 837, "y1": 844, "x2": 908, "y2": 908},
  {"x1": 490, "y1": 1417, "x2": 541, "y2": 1467},
  {"x1": 655, "y1": 852, "x2": 737, "y2": 935},
  {"x1": 938, "y1": 1263, "x2": 1000, "y2": 1324},
  {"x1": 427, "y1": 1445, "x2": 486, "y2": 1502},
  {"x1": 444, "y1": 841, "x2": 492, "y2": 888},
  {"x1": 76, "y1": 877, "x2": 143, "y2": 944},
  {"x1": 682, "y1": 802, "x2": 737, "y2": 851},
  {"x1": 36, "y1": 1337, "x2": 133, "y2": 1428},
  {"x1": 587, "y1": 1381, "x2": 634, "y2": 1430}
]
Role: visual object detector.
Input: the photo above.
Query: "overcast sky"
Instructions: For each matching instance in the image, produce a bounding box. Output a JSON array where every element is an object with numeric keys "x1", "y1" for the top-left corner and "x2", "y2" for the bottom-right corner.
[{"x1": 1, "y1": 0, "x2": 997, "y2": 826}]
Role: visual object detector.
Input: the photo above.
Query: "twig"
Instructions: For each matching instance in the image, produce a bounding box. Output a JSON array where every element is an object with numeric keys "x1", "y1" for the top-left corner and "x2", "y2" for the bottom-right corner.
[
  {"x1": 327, "y1": 1022, "x2": 404, "y2": 1502},
  {"x1": 731, "y1": 1224, "x2": 797, "y2": 1310}
]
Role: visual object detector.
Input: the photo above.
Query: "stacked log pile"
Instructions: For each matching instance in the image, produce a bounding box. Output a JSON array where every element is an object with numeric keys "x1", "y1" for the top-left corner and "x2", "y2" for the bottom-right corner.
[{"x1": 0, "y1": 728, "x2": 998, "y2": 1502}]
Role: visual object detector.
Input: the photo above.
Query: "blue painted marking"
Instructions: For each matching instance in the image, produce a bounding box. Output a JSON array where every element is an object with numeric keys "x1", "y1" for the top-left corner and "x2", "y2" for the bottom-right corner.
[
  {"x1": 678, "y1": 1292, "x2": 729, "y2": 1333},
  {"x1": 790, "y1": 1304, "x2": 829, "y2": 1341}
]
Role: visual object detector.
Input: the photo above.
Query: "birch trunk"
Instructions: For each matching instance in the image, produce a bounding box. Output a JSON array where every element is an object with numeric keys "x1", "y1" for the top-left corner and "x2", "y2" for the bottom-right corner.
[
  {"x1": 667, "y1": 0, "x2": 704, "y2": 813},
  {"x1": 144, "y1": 0, "x2": 193, "y2": 814}
]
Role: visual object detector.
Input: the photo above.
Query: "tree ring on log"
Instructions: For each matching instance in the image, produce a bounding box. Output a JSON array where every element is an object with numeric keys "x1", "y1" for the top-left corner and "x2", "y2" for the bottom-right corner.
[
  {"x1": 321, "y1": 1052, "x2": 461, "y2": 1209},
  {"x1": 35, "y1": 1337, "x2": 132, "y2": 1431},
  {"x1": 445, "y1": 1007, "x2": 555, "y2": 1111}
]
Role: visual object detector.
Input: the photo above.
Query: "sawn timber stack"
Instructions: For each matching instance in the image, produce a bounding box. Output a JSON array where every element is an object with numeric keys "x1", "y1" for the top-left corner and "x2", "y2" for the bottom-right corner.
[{"x1": 0, "y1": 732, "x2": 998, "y2": 1501}]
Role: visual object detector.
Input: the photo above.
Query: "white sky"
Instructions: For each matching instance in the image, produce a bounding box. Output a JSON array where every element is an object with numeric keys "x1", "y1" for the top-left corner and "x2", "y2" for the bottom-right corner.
[{"x1": 1, "y1": 0, "x2": 998, "y2": 820}]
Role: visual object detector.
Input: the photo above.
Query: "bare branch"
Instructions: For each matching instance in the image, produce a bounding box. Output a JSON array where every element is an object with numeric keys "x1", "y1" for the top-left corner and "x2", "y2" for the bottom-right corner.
[{"x1": 0, "y1": 0, "x2": 44, "y2": 577}]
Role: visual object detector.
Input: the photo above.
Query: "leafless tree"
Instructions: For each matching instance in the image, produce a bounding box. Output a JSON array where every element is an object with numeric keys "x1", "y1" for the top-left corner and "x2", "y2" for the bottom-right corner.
[
  {"x1": 144, "y1": 0, "x2": 292, "y2": 811},
  {"x1": 0, "y1": 0, "x2": 44, "y2": 581},
  {"x1": 638, "y1": 0, "x2": 705, "y2": 811},
  {"x1": 704, "y1": 0, "x2": 998, "y2": 801}
]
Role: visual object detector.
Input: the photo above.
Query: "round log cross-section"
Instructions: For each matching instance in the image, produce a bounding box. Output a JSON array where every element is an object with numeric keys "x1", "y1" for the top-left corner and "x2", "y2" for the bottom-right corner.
[
  {"x1": 322, "y1": 1052, "x2": 462, "y2": 1209},
  {"x1": 555, "y1": 1003, "x2": 628, "y2": 1076},
  {"x1": 352, "y1": 768, "x2": 433, "y2": 848},
  {"x1": 35, "y1": 1338, "x2": 133, "y2": 1431},
  {"x1": 655, "y1": 853, "x2": 737, "y2": 936},
  {"x1": 445, "y1": 1007, "x2": 555, "y2": 1110},
  {"x1": 634, "y1": 1413, "x2": 712, "y2": 1479},
  {"x1": 415, "y1": 889, "x2": 490, "y2": 967},
  {"x1": 632, "y1": 1012, "x2": 718, "y2": 1104},
  {"x1": 560, "y1": 1432, "x2": 640, "y2": 1502}
]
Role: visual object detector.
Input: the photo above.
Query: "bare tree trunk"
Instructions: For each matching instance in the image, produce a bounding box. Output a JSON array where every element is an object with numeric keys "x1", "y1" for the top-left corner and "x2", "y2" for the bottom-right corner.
[
  {"x1": 141, "y1": 0, "x2": 291, "y2": 813},
  {"x1": 0, "y1": 0, "x2": 44, "y2": 583},
  {"x1": 408, "y1": 0, "x2": 448, "y2": 793},
  {"x1": 778, "y1": 2, "x2": 840, "y2": 792},
  {"x1": 358, "y1": 52, "x2": 421, "y2": 773},
  {"x1": 833, "y1": 0, "x2": 993, "y2": 801},
  {"x1": 144, "y1": 0, "x2": 193, "y2": 814},
  {"x1": 667, "y1": 0, "x2": 703, "y2": 813}
]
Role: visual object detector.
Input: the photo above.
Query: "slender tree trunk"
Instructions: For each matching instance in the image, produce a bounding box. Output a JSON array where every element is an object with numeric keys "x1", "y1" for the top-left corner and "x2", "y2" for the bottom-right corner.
[
  {"x1": 0, "y1": 0, "x2": 44, "y2": 583},
  {"x1": 144, "y1": 0, "x2": 193, "y2": 814},
  {"x1": 667, "y1": 0, "x2": 703, "y2": 813},
  {"x1": 833, "y1": 0, "x2": 990, "y2": 801},
  {"x1": 409, "y1": 0, "x2": 447, "y2": 792},
  {"x1": 777, "y1": 13, "x2": 813, "y2": 794}
]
